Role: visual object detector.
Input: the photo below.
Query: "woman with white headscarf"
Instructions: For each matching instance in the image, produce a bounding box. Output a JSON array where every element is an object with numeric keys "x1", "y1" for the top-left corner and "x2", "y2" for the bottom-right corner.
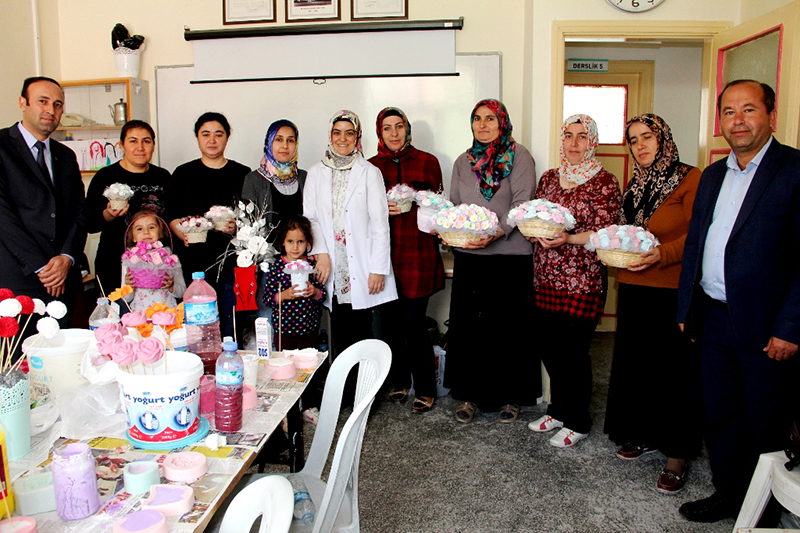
[
  {"x1": 303, "y1": 110, "x2": 398, "y2": 356},
  {"x1": 527, "y1": 114, "x2": 621, "y2": 448}
]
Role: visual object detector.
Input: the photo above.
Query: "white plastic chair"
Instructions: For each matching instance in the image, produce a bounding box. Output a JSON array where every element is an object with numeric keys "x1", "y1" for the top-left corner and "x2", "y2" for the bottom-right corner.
[
  {"x1": 213, "y1": 339, "x2": 391, "y2": 533},
  {"x1": 218, "y1": 475, "x2": 294, "y2": 533},
  {"x1": 734, "y1": 451, "x2": 800, "y2": 530}
]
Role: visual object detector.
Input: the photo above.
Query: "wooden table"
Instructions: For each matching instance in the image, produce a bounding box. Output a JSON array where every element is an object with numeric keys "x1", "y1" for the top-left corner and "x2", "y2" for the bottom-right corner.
[{"x1": 9, "y1": 352, "x2": 327, "y2": 532}]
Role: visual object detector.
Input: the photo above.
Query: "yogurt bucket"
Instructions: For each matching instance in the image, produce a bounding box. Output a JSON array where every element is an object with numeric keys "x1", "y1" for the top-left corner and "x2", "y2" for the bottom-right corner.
[
  {"x1": 22, "y1": 329, "x2": 93, "y2": 399},
  {"x1": 116, "y1": 351, "x2": 204, "y2": 444}
]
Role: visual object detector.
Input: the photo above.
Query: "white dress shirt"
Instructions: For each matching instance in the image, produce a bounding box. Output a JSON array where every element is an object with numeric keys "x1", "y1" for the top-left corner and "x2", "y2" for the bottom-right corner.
[{"x1": 700, "y1": 137, "x2": 773, "y2": 302}]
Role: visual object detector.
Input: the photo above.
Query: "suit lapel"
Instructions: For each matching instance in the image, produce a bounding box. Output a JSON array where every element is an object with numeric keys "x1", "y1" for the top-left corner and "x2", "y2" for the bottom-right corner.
[
  {"x1": 729, "y1": 139, "x2": 780, "y2": 239},
  {"x1": 8, "y1": 124, "x2": 56, "y2": 193}
]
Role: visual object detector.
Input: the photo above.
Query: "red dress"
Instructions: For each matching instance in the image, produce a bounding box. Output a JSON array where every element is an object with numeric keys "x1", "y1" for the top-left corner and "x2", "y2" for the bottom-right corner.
[
  {"x1": 369, "y1": 146, "x2": 445, "y2": 299},
  {"x1": 533, "y1": 168, "x2": 622, "y2": 320}
]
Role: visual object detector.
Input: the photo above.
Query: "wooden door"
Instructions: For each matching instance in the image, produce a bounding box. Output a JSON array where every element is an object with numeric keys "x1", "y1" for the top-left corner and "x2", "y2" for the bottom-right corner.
[
  {"x1": 704, "y1": 1, "x2": 800, "y2": 165},
  {"x1": 564, "y1": 60, "x2": 654, "y2": 330}
]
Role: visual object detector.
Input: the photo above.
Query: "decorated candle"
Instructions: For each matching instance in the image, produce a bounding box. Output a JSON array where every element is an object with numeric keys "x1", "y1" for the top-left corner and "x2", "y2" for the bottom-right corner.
[{"x1": 51, "y1": 442, "x2": 100, "y2": 520}]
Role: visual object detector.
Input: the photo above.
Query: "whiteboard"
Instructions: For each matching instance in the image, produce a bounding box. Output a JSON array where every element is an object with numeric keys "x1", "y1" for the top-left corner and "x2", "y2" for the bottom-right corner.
[{"x1": 154, "y1": 54, "x2": 500, "y2": 192}]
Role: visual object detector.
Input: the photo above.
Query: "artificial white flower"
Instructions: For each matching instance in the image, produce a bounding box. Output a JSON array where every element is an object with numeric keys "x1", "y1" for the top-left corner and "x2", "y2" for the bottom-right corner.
[
  {"x1": 237, "y1": 250, "x2": 254, "y2": 268},
  {"x1": 236, "y1": 226, "x2": 255, "y2": 242},
  {"x1": 36, "y1": 316, "x2": 60, "y2": 339},
  {"x1": 259, "y1": 261, "x2": 271, "y2": 272},
  {"x1": 247, "y1": 236, "x2": 268, "y2": 254},
  {"x1": 32, "y1": 298, "x2": 46, "y2": 315},
  {"x1": 0, "y1": 298, "x2": 22, "y2": 317},
  {"x1": 45, "y1": 300, "x2": 68, "y2": 319}
]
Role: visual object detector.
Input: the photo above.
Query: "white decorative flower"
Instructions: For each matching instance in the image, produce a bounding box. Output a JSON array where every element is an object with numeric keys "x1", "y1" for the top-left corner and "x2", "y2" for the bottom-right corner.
[
  {"x1": 0, "y1": 298, "x2": 22, "y2": 317},
  {"x1": 36, "y1": 316, "x2": 60, "y2": 339},
  {"x1": 259, "y1": 261, "x2": 271, "y2": 272},
  {"x1": 32, "y1": 298, "x2": 46, "y2": 315},
  {"x1": 236, "y1": 226, "x2": 255, "y2": 242},
  {"x1": 237, "y1": 250, "x2": 255, "y2": 268},
  {"x1": 247, "y1": 236, "x2": 268, "y2": 254},
  {"x1": 45, "y1": 300, "x2": 67, "y2": 319}
]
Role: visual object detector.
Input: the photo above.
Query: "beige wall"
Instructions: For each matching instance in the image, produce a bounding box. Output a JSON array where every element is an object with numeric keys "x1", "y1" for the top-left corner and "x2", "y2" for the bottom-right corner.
[
  {"x1": 0, "y1": 1, "x2": 37, "y2": 126},
  {"x1": 740, "y1": 0, "x2": 795, "y2": 22},
  {"x1": 45, "y1": 0, "x2": 530, "y2": 147},
  {"x1": 27, "y1": 0, "x2": 797, "y2": 171}
]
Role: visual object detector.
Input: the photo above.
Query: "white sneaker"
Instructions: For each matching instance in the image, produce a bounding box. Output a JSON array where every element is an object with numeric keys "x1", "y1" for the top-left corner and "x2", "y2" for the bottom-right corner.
[
  {"x1": 528, "y1": 415, "x2": 564, "y2": 433},
  {"x1": 549, "y1": 427, "x2": 588, "y2": 448}
]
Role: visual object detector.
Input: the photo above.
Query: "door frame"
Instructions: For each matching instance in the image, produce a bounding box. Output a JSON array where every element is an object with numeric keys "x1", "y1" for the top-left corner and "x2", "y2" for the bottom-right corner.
[{"x1": 550, "y1": 20, "x2": 732, "y2": 169}]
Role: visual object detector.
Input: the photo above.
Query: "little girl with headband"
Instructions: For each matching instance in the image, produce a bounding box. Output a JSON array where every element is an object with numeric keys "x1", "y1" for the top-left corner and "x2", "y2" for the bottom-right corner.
[{"x1": 122, "y1": 210, "x2": 186, "y2": 310}]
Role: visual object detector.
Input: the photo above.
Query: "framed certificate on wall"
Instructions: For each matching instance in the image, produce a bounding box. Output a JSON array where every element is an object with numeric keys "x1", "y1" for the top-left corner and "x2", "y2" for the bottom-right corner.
[
  {"x1": 351, "y1": 0, "x2": 407, "y2": 20},
  {"x1": 286, "y1": 0, "x2": 341, "y2": 22},
  {"x1": 223, "y1": 0, "x2": 276, "y2": 24}
]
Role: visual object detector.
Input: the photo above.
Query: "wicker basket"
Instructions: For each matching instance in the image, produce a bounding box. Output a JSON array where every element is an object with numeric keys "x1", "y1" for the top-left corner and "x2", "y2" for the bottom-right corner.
[
  {"x1": 212, "y1": 217, "x2": 233, "y2": 231},
  {"x1": 109, "y1": 198, "x2": 129, "y2": 211},
  {"x1": 596, "y1": 249, "x2": 641, "y2": 269},
  {"x1": 439, "y1": 231, "x2": 484, "y2": 248},
  {"x1": 395, "y1": 199, "x2": 413, "y2": 214},
  {"x1": 517, "y1": 219, "x2": 564, "y2": 239},
  {"x1": 186, "y1": 231, "x2": 208, "y2": 244}
]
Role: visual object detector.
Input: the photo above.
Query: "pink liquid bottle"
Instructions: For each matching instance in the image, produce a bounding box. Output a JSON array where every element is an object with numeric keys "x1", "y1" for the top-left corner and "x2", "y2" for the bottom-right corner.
[
  {"x1": 184, "y1": 272, "x2": 222, "y2": 375},
  {"x1": 215, "y1": 337, "x2": 243, "y2": 432}
]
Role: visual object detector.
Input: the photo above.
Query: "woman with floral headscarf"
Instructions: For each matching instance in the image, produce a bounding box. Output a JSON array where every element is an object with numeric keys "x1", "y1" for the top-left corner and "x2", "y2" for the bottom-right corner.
[
  {"x1": 604, "y1": 114, "x2": 702, "y2": 494},
  {"x1": 368, "y1": 107, "x2": 445, "y2": 414},
  {"x1": 304, "y1": 110, "x2": 397, "y2": 357},
  {"x1": 445, "y1": 99, "x2": 539, "y2": 424},
  {"x1": 526, "y1": 114, "x2": 621, "y2": 448},
  {"x1": 242, "y1": 120, "x2": 307, "y2": 318}
]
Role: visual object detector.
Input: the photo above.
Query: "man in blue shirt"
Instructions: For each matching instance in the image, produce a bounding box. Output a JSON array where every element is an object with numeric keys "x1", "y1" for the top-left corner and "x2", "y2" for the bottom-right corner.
[{"x1": 677, "y1": 79, "x2": 800, "y2": 522}]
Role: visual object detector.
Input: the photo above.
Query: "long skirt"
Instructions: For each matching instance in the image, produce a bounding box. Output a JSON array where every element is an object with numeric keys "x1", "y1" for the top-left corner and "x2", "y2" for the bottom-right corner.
[
  {"x1": 604, "y1": 282, "x2": 703, "y2": 459},
  {"x1": 444, "y1": 251, "x2": 541, "y2": 409}
]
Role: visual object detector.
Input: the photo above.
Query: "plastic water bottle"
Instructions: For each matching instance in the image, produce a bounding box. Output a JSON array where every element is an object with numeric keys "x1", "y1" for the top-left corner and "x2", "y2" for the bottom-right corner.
[
  {"x1": 287, "y1": 474, "x2": 315, "y2": 525},
  {"x1": 88, "y1": 297, "x2": 119, "y2": 330},
  {"x1": 184, "y1": 272, "x2": 222, "y2": 375},
  {"x1": 215, "y1": 337, "x2": 243, "y2": 432}
]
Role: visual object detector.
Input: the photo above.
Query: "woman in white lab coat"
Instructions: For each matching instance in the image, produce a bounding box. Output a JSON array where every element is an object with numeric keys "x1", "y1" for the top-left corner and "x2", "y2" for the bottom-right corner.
[{"x1": 303, "y1": 109, "x2": 397, "y2": 356}]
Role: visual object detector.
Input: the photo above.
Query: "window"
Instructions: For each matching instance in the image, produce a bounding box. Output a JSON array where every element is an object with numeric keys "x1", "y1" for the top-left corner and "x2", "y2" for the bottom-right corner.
[{"x1": 563, "y1": 85, "x2": 627, "y2": 144}]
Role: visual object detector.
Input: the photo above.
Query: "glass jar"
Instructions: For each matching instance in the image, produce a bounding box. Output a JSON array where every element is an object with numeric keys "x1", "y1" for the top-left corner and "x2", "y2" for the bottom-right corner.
[{"x1": 51, "y1": 442, "x2": 100, "y2": 520}]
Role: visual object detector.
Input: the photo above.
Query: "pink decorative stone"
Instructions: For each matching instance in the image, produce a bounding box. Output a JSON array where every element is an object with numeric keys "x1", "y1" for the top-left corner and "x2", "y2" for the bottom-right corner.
[
  {"x1": 112, "y1": 510, "x2": 168, "y2": 533},
  {"x1": 161, "y1": 452, "x2": 208, "y2": 483},
  {"x1": 140, "y1": 485, "x2": 195, "y2": 517}
]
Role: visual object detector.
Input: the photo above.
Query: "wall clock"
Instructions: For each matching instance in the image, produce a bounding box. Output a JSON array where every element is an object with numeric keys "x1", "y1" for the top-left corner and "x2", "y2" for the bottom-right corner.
[{"x1": 606, "y1": 0, "x2": 665, "y2": 13}]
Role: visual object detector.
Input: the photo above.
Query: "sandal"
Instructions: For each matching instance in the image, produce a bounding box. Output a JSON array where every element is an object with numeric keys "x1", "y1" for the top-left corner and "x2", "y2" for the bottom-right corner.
[
  {"x1": 388, "y1": 388, "x2": 409, "y2": 404},
  {"x1": 411, "y1": 396, "x2": 434, "y2": 414},
  {"x1": 498, "y1": 403, "x2": 520, "y2": 423},
  {"x1": 455, "y1": 402, "x2": 478, "y2": 423}
]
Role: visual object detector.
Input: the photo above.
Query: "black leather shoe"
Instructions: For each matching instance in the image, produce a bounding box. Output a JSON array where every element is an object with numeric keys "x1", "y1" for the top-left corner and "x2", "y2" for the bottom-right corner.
[{"x1": 678, "y1": 494, "x2": 736, "y2": 523}]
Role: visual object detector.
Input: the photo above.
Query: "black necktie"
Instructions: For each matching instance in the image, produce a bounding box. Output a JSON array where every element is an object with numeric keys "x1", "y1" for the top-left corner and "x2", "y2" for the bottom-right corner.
[{"x1": 34, "y1": 140, "x2": 50, "y2": 180}]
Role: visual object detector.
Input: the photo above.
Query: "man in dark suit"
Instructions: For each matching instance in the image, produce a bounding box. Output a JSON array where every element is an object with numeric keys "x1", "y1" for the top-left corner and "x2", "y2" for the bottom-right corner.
[
  {"x1": 0, "y1": 76, "x2": 86, "y2": 331},
  {"x1": 677, "y1": 79, "x2": 800, "y2": 522}
]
